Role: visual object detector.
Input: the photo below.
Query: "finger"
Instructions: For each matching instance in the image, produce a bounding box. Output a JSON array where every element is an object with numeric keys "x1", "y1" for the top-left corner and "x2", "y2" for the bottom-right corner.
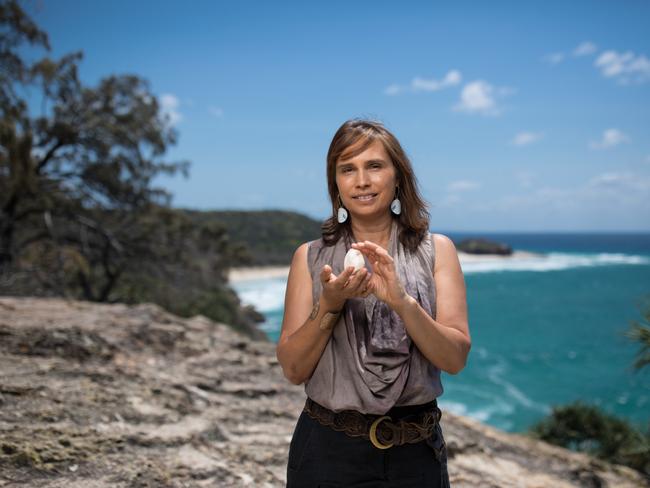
[
  {"x1": 346, "y1": 268, "x2": 368, "y2": 291},
  {"x1": 363, "y1": 253, "x2": 392, "y2": 274},
  {"x1": 353, "y1": 242, "x2": 392, "y2": 272},
  {"x1": 361, "y1": 275, "x2": 374, "y2": 297},
  {"x1": 320, "y1": 264, "x2": 333, "y2": 283},
  {"x1": 354, "y1": 246, "x2": 378, "y2": 264},
  {"x1": 361, "y1": 240, "x2": 386, "y2": 252},
  {"x1": 368, "y1": 249, "x2": 387, "y2": 265},
  {"x1": 367, "y1": 244, "x2": 394, "y2": 265},
  {"x1": 374, "y1": 260, "x2": 396, "y2": 281},
  {"x1": 364, "y1": 271, "x2": 372, "y2": 287},
  {"x1": 336, "y1": 266, "x2": 356, "y2": 287},
  {"x1": 360, "y1": 273, "x2": 373, "y2": 296},
  {"x1": 361, "y1": 241, "x2": 393, "y2": 261},
  {"x1": 351, "y1": 241, "x2": 371, "y2": 251},
  {"x1": 343, "y1": 269, "x2": 364, "y2": 291}
]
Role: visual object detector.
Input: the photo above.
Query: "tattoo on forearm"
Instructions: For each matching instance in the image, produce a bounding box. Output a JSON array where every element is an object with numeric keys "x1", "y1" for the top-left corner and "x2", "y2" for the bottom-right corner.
[
  {"x1": 309, "y1": 301, "x2": 320, "y2": 320},
  {"x1": 319, "y1": 311, "x2": 340, "y2": 331}
]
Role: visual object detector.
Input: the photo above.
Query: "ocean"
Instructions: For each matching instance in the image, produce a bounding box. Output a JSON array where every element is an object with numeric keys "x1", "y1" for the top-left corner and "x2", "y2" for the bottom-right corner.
[{"x1": 231, "y1": 232, "x2": 650, "y2": 434}]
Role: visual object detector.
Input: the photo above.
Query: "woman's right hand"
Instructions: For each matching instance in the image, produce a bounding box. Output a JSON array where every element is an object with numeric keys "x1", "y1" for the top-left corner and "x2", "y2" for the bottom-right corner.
[{"x1": 319, "y1": 264, "x2": 371, "y2": 311}]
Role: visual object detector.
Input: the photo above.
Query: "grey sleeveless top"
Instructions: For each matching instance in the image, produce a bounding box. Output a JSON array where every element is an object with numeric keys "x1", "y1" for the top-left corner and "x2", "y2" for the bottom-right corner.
[{"x1": 304, "y1": 218, "x2": 443, "y2": 415}]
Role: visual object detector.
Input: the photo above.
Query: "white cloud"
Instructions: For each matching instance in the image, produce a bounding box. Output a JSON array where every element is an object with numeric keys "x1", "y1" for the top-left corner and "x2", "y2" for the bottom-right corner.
[
  {"x1": 496, "y1": 85, "x2": 517, "y2": 96},
  {"x1": 384, "y1": 84, "x2": 402, "y2": 95},
  {"x1": 412, "y1": 70, "x2": 462, "y2": 92},
  {"x1": 594, "y1": 50, "x2": 650, "y2": 84},
  {"x1": 209, "y1": 106, "x2": 224, "y2": 117},
  {"x1": 453, "y1": 80, "x2": 504, "y2": 116},
  {"x1": 514, "y1": 171, "x2": 536, "y2": 189},
  {"x1": 573, "y1": 41, "x2": 597, "y2": 57},
  {"x1": 587, "y1": 171, "x2": 648, "y2": 190},
  {"x1": 543, "y1": 52, "x2": 565, "y2": 65},
  {"x1": 479, "y1": 171, "x2": 650, "y2": 213},
  {"x1": 543, "y1": 43, "x2": 650, "y2": 85},
  {"x1": 589, "y1": 128, "x2": 630, "y2": 149},
  {"x1": 384, "y1": 69, "x2": 461, "y2": 95},
  {"x1": 438, "y1": 179, "x2": 481, "y2": 207},
  {"x1": 510, "y1": 132, "x2": 543, "y2": 146},
  {"x1": 439, "y1": 193, "x2": 462, "y2": 207},
  {"x1": 160, "y1": 93, "x2": 182, "y2": 126},
  {"x1": 584, "y1": 172, "x2": 650, "y2": 206},
  {"x1": 448, "y1": 180, "x2": 481, "y2": 192}
]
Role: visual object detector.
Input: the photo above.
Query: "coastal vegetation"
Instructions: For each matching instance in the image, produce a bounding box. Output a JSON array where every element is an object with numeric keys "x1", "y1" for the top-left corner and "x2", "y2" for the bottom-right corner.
[
  {"x1": 183, "y1": 209, "x2": 321, "y2": 266},
  {"x1": 0, "y1": 0, "x2": 263, "y2": 339},
  {"x1": 527, "y1": 296, "x2": 650, "y2": 478}
]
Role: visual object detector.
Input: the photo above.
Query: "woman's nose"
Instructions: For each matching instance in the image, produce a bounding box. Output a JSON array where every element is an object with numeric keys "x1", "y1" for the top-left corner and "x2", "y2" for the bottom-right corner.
[{"x1": 355, "y1": 169, "x2": 369, "y2": 187}]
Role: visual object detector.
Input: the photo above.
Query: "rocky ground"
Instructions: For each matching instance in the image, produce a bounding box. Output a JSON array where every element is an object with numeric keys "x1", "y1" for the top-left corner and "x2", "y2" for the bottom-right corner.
[{"x1": 0, "y1": 297, "x2": 647, "y2": 487}]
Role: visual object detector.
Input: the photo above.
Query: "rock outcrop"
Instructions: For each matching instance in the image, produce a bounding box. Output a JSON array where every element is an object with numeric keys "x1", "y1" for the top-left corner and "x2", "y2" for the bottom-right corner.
[
  {"x1": 0, "y1": 297, "x2": 646, "y2": 487},
  {"x1": 456, "y1": 238, "x2": 513, "y2": 255}
]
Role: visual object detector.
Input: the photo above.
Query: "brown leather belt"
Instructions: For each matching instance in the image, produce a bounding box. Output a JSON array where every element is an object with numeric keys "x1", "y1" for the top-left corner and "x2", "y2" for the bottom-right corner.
[{"x1": 303, "y1": 397, "x2": 442, "y2": 449}]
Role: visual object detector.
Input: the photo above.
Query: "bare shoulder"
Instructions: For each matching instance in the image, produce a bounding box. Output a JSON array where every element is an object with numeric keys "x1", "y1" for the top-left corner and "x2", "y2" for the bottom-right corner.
[
  {"x1": 288, "y1": 242, "x2": 311, "y2": 280},
  {"x1": 431, "y1": 233, "x2": 461, "y2": 274},
  {"x1": 430, "y1": 233, "x2": 470, "y2": 360},
  {"x1": 292, "y1": 241, "x2": 310, "y2": 263},
  {"x1": 278, "y1": 242, "x2": 313, "y2": 347}
]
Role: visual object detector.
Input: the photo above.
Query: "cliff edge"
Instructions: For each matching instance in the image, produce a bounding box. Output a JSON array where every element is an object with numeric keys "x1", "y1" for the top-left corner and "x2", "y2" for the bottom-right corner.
[{"x1": 0, "y1": 297, "x2": 646, "y2": 487}]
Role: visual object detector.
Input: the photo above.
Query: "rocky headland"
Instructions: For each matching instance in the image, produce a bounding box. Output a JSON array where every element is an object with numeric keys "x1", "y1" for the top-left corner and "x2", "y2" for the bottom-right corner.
[{"x1": 0, "y1": 297, "x2": 646, "y2": 487}]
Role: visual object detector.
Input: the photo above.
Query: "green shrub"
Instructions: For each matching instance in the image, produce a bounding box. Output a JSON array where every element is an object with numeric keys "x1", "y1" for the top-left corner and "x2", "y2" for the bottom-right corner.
[{"x1": 528, "y1": 400, "x2": 650, "y2": 477}]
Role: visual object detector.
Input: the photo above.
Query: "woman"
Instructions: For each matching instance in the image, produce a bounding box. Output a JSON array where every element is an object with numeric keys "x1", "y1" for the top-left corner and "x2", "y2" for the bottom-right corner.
[{"x1": 277, "y1": 118, "x2": 470, "y2": 487}]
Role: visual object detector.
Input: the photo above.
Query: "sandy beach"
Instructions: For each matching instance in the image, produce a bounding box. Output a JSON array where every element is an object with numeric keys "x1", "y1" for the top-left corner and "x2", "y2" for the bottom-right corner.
[
  {"x1": 228, "y1": 265, "x2": 292, "y2": 282},
  {"x1": 228, "y1": 250, "x2": 544, "y2": 283}
]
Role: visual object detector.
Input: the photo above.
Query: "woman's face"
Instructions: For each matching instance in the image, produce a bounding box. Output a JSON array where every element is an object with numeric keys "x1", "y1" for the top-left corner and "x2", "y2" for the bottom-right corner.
[{"x1": 335, "y1": 139, "x2": 398, "y2": 221}]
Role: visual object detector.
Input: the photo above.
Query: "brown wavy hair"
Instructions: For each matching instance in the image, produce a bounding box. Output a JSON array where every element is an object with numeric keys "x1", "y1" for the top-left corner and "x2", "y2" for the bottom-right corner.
[{"x1": 322, "y1": 118, "x2": 430, "y2": 253}]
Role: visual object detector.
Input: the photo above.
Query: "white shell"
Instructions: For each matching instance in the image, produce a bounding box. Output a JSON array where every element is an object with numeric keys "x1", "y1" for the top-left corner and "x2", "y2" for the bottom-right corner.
[{"x1": 344, "y1": 248, "x2": 365, "y2": 271}]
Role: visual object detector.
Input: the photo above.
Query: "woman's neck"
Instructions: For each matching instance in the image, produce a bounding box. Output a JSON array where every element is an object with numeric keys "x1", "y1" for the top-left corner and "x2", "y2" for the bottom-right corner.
[{"x1": 350, "y1": 215, "x2": 393, "y2": 248}]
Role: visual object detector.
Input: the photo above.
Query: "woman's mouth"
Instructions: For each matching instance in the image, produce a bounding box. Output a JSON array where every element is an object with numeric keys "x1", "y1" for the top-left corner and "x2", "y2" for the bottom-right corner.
[{"x1": 353, "y1": 193, "x2": 378, "y2": 202}]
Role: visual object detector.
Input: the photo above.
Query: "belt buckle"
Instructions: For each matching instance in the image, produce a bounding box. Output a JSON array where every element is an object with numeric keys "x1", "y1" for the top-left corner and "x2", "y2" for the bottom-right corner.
[{"x1": 369, "y1": 415, "x2": 394, "y2": 449}]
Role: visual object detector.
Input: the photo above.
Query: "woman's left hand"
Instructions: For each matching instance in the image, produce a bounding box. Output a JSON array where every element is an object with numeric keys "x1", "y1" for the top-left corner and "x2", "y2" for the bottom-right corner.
[{"x1": 351, "y1": 240, "x2": 411, "y2": 311}]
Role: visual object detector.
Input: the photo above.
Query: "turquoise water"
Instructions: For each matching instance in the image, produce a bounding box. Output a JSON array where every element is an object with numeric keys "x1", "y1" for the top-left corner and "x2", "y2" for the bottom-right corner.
[{"x1": 232, "y1": 233, "x2": 650, "y2": 434}]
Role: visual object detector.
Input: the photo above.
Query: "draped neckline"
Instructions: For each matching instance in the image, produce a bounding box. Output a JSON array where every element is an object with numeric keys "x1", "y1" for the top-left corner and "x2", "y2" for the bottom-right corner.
[{"x1": 338, "y1": 219, "x2": 434, "y2": 401}]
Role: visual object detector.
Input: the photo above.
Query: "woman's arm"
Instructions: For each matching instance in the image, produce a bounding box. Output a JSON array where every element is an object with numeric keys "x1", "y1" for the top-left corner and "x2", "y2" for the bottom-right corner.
[
  {"x1": 352, "y1": 234, "x2": 471, "y2": 374},
  {"x1": 395, "y1": 234, "x2": 471, "y2": 374},
  {"x1": 276, "y1": 243, "x2": 370, "y2": 385}
]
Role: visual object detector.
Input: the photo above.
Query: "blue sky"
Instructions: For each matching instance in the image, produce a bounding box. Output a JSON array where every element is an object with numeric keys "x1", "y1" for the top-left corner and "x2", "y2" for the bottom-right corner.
[{"x1": 24, "y1": 0, "x2": 650, "y2": 231}]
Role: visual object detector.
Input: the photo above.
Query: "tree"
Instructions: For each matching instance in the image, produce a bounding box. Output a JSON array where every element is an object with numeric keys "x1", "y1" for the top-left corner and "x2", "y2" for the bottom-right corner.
[
  {"x1": 0, "y1": 1, "x2": 266, "y2": 339},
  {"x1": 1, "y1": 0, "x2": 187, "y2": 298},
  {"x1": 528, "y1": 400, "x2": 649, "y2": 475},
  {"x1": 624, "y1": 294, "x2": 650, "y2": 373}
]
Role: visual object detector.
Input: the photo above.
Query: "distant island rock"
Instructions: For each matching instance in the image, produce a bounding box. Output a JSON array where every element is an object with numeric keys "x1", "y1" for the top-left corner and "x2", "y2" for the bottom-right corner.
[
  {"x1": 456, "y1": 238, "x2": 513, "y2": 255},
  {"x1": 0, "y1": 297, "x2": 644, "y2": 487}
]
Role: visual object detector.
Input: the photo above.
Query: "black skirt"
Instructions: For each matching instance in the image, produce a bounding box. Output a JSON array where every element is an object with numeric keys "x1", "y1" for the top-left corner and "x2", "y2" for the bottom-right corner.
[{"x1": 286, "y1": 399, "x2": 451, "y2": 487}]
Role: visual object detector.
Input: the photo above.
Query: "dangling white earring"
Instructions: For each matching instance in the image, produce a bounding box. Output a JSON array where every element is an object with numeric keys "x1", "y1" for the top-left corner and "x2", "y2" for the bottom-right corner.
[
  {"x1": 390, "y1": 198, "x2": 401, "y2": 215},
  {"x1": 337, "y1": 206, "x2": 348, "y2": 223},
  {"x1": 390, "y1": 187, "x2": 401, "y2": 215},
  {"x1": 337, "y1": 196, "x2": 348, "y2": 223}
]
